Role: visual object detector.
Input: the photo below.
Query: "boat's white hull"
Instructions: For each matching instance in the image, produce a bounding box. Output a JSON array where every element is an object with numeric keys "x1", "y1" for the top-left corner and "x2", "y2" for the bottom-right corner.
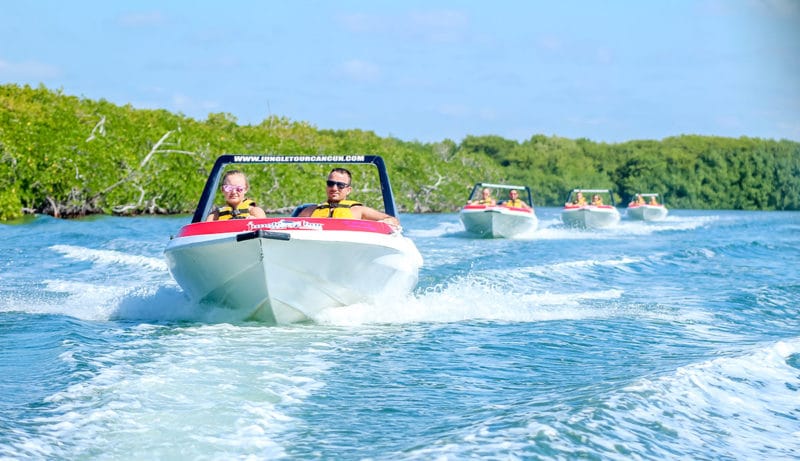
[
  {"x1": 459, "y1": 206, "x2": 538, "y2": 238},
  {"x1": 165, "y1": 219, "x2": 423, "y2": 324},
  {"x1": 626, "y1": 205, "x2": 668, "y2": 221},
  {"x1": 561, "y1": 206, "x2": 621, "y2": 229}
]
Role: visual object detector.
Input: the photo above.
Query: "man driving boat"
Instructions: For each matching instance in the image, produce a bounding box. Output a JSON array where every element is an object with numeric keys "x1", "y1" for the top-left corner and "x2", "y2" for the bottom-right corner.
[{"x1": 297, "y1": 168, "x2": 400, "y2": 226}]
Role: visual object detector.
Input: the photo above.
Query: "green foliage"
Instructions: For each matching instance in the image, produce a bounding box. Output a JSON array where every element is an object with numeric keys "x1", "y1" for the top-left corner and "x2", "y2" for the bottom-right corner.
[
  {"x1": 1, "y1": 83, "x2": 799, "y2": 220},
  {"x1": 494, "y1": 133, "x2": 800, "y2": 210},
  {"x1": 0, "y1": 163, "x2": 22, "y2": 219}
]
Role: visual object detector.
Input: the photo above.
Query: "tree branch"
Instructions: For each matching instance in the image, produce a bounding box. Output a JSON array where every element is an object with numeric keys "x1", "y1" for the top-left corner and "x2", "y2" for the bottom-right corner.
[{"x1": 85, "y1": 116, "x2": 106, "y2": 142}]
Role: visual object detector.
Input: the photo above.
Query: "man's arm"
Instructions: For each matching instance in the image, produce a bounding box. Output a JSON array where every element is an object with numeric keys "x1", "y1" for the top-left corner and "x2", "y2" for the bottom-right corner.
[{"x1": 356, "y1": 206, "x2": 400, "y2": 226}]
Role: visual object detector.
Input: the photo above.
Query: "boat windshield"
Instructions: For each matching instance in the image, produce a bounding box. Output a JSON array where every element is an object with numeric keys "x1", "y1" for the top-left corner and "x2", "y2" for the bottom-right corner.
[
  {"x1": 192, "y1": 155, "x2": 395, "y2": 223},
  {"x1": 566, "y1": 189, "x2": 617, "y2": 207},
  {"x1": 466, "y1": 183, "x2": 533, "y2": 207}
]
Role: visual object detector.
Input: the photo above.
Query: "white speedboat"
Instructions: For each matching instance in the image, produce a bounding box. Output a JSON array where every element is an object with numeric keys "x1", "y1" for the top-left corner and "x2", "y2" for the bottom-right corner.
[
  {"x1": 626, "y1": 193, "x2": 668, "y2": 221},
  {"x1": 459, "y1": 183, "x2": 538, "y2": 238},
  {"x1": 164, "y1": 155, "x2": 423, "y2": 324},
  {"x1": 561, "y1": 188, "x2": 621, "y2": 229}
]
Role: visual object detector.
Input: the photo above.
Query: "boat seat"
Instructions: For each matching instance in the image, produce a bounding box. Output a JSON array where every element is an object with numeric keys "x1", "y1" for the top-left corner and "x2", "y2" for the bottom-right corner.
[{"x1": 291, "y1": 203, "x2": 317, "y2": 217}]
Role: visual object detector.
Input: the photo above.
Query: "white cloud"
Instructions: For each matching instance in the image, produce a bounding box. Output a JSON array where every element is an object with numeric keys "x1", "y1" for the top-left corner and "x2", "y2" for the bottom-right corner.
[
  {"x1": 118, "y1": 11, "x2": 166, "y2": 27},
  {"x1": 538, "y1": 35, "x2": 564, "y2": 53},
  {"x1": 407, "y1": 10, "x2": 468, "y2": 42},
  {"x1": 437, "y1": 103, "x2": 469, "y2": 117},
  {"x1": 714, "y1": 114, "x2": 744, "y2": 130},
  {"x1": 436, "y1": 104, "x2": 496, "y2": 120},
  {"x1": 337, "y1": 13, "x2": 383, "y2": 33},
  {"x1": 169, "y1": 93, "x2": 220, "y2": 117},
  {"x1": 566, "y1": 115, "x2": 613, "y2": 127},
  {"x1": 338, "y1": 9, "x2": 468, "y2": 43},
  {"x1": 595, "y1": 47, "x2": 614, "y2": 65},
  {"x1": 338, "y1": 59, "x2": 381, "y2": 83},
  {"x1": 477, "y1": 107, "x2": 498, "y2": 120},
  {"x1": 776, "y1": 120, "x2": 800, "y2": 139},
  {"x1": 0, "y1": 59, "x2": 60, "y2": 80}
]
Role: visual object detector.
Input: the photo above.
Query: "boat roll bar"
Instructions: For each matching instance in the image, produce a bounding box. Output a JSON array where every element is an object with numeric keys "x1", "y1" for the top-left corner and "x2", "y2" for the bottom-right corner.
[
  {"x1": 565, "y1": 189, "x2": 617, "y2": 206},
  {"x1": 467, "y1": 182, "x2": 534, "y2": 207},
  {"x1": 191, "y1": 155, "x2": 398, "y2": 223}
]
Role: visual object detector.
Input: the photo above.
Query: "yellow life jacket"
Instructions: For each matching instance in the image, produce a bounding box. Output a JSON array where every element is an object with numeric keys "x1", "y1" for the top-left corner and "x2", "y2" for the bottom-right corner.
[
  {"x1": 216, "y1": 199, "x2": 257, "y2": 220},
  {"x1": 310, "y1": 200, "x2": 363, "y2": 218},
  {"x1": 505, "y1": 199, "x2": 525, "y2": 208}
]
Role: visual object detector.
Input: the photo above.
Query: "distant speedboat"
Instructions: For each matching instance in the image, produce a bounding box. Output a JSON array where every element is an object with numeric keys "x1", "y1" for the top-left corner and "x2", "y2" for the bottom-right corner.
[
  {"x1": 626, "y1": 193, "x2": 668, "y2": 221},
  {"x1": 164, "y1": 154, "x2": 423, "y2": 324},
  {"x1": 561, "y1": 188, "x2": 621, "y2": 229},
  {"x1": 459, "y1": 183, "x2": 538, "y2": 238}
]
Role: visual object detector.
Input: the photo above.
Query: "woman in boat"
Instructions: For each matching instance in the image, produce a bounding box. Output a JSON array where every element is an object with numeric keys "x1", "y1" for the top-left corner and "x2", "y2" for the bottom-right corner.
[
  {"x1": 469, "y1": 188, "x2": 496, "y2": 206},
  {"x1": 503, "y1": 189, "x2": 531, "y2": 209},
  {"x1": 297, "y1": 168, "x2": 400, "y2": 226},
  {"x1": 649, "y1": 195, "x2": 659, "y2": 205},
  {"x1": 591, "y1": 194, "x2": 604, "y2": 206},
  {"x1": 628, "y1": 194, "x2": 645, "y2": 206},
  {"x1": 205, "y1": 170, "x2": 267, "y2": 221},
  {"x1": 568, "y1": 191, "x2": 587, "y2": 206}
]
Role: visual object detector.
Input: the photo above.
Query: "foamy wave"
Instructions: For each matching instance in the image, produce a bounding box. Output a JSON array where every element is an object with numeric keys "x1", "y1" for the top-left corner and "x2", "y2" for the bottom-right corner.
[
  {"x1": 50, "y1": 244, "x2": 167, "y2": 271},
  {"x1": 406, "y1": 221, "x2": 464, "y2": 238},
  {"x1": 16, "y1": 324, "x2": 336, "y2": 459},
  {"x1": 649, "y1": 214, "x2": 718, "y2": 231},
  {"x1": 550, "y1": 256, "x2": 643, "y2": 270},
  {"x1": 614, "y1": 338, "x2": 800, "y2": 457},
  {"x1": 312, "y1": 268, "x2": 716, "y2": 327},
  {"x1": 406, "y1": 338, "x2": 800, "y2": 460},
  {"x1": 0, "y1": 278, "x2": 188, "y2": 322},
  {"x1": 613, "y1": 215, "x2": 717, "y2": 235},
  {"x1": 528, "y1": 220, "x2": 618, "y2": 240},
  {"x1": 312, "y1": 275, "x2": 626, "y2": 325},
  {"x1": 497, "y1": 256, "x2": 646, "y2": 283},
  {"x1": 2, "y1": 275, "x2": 277, "y2": 323},
  {"x1": 530, "y1": 214, "x2": 717, "y2": 239},
  {"x1": 10, "y1": 280, "x2": 150, "y2": 321}
]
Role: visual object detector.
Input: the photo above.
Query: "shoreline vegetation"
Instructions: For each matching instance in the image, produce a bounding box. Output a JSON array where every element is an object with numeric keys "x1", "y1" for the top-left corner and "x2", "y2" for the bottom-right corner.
[{"x1": 1, "y1": 83, "x2": 798, "y2": 221}]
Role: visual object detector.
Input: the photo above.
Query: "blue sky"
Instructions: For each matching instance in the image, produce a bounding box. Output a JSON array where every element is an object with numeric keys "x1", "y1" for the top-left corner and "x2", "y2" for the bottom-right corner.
[{"x1": 2, "y1": 1, "x2": 798, "y2": 143}]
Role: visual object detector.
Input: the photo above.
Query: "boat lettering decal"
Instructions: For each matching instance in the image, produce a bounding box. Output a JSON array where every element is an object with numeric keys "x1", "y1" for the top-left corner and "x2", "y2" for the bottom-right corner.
[
  {"x1": 247, "y1": 219, "x2": 323, "y2": 231},
  {"x1": 233, "y1": 155, "x2": 365, "y2": 163}
]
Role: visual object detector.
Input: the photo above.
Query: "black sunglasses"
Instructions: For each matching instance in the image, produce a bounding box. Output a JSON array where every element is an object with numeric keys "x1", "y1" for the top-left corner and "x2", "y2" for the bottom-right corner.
[{"x1": 326, "y1": 180, "x2": 350, "y2": 189}]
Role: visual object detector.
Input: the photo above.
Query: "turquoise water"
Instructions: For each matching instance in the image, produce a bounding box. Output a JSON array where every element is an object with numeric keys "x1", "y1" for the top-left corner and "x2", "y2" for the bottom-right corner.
[{"x1": 1, "y1": 209, "x2": 799, "y2": 460}]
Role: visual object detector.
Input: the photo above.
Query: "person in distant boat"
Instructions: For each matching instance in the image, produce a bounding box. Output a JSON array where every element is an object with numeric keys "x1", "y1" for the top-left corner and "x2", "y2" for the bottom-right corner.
[
  {"x1": 591, "y1": 194, "x2": 604, "y2": 206},
  {"x1": 649, "y1": 195, "x2": 659, "y2": 205},
  {"x1": 469, "y1": 188, "x2": 496, "y2": 206},
  {"x1": 629, "y1": 194, "x2": 645, "y2": 206},
  {"x1": 206, "y1": 170, "x2": 267, "y2": 221},
  {"x1": 568, "y1": 190, "x2": 587, "y2": 206},
  {"x1": 503, "y1": 189, "x2": 531, "y2": 209},
  {"x1": 297, "y1": 168, "x2": 400, "y2": 226}
]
